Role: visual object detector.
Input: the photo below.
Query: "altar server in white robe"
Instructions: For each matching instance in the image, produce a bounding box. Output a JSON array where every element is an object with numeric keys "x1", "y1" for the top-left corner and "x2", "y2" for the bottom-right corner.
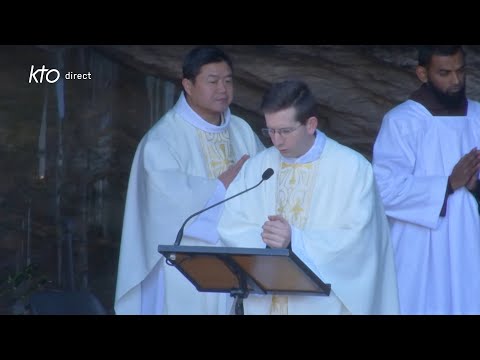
[
  {"x1": 218, "y1": 79, "x2": 400, "y2": 315},
  {"x1": 373, "y1": 45, "x2": 480, "y2": 315},
  {"x1": 115, "y1": 46, "x2": 264, "y2": 315}
]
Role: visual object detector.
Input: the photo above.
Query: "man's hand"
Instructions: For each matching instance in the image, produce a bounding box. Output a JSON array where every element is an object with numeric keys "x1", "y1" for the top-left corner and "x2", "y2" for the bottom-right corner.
[
  {"x1": 262, "y1": 215, "x2": 291, "y2": 248},
  {"x1": 218, "y1": 154, "x2": 250, "y2": 189},
  {"x1": 450, "y1": 147, "x2": 480, "y2": 190},
  {"x1": 466, "y1": 171, "x2": 479, "y2": 191}
]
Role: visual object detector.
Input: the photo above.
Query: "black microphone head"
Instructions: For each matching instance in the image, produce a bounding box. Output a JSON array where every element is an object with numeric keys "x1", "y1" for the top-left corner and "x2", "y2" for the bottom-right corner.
[{"x1": 262, "y1": 168, "x2": 274, "y2": 180}]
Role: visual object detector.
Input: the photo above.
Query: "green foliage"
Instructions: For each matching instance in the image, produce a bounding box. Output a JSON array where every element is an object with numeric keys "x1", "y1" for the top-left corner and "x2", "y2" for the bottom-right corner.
[{"x1": 0, "y1": 263, "x2": 49, "y2": 307}]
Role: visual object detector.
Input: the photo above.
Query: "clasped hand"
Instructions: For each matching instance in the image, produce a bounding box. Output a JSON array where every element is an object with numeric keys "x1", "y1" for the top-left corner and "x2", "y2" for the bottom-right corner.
[
  {"x1": 450, "y1": 147, "x2": 480, "y2": 191},
  {"x1": 262, "y1": 215, "x2": 291, "y2": 248}
]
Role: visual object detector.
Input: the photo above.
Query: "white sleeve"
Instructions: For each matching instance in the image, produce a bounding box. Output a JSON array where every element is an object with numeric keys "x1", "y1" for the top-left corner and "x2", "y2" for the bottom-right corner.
[
  {"x1": 183, "y1": 180, "x2": 227, "y2": 244},
  {"x1": 373, "y1": 113, "x2": 447, "y2": 229},
  {"x1": 290, "y1": 225, "x2": 321, "y2": 277}
]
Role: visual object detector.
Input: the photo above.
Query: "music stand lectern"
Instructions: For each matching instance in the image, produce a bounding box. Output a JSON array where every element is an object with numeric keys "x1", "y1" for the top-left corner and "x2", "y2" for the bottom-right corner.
[{"x1": 158, "y1": 245, "x2": 331, "y2": 315}]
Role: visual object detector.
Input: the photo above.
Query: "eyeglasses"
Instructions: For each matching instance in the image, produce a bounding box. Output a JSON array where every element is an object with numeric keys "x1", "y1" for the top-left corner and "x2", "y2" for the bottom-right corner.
[{"x1": 261, "y1": 123, "x2": 303, "y2": 138}]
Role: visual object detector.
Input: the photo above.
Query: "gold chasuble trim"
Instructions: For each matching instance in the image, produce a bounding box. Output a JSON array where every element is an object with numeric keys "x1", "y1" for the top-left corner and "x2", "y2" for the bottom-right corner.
[
  {"x1": 196, "y1": 129, "x2": 235, "y2": 178},
  {"x1": 270, "y1": 161, "x2": 318, "y2": 315}
]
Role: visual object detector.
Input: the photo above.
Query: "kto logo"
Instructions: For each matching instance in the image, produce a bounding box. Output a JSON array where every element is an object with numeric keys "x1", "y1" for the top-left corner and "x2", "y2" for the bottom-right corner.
[{"x1": 28, "y1": 65, "x2": 60, "y2": 84}]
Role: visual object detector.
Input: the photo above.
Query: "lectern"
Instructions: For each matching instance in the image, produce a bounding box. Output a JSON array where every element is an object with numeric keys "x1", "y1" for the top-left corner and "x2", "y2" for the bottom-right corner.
[{"x1": 158, "y1": 245, "x2": 331, "y2": 315}]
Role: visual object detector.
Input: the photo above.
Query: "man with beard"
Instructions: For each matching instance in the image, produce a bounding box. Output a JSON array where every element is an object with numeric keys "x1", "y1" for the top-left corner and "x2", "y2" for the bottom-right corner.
[{"x1": 373, "y1": 45, "x2": 480, "y2": 314}]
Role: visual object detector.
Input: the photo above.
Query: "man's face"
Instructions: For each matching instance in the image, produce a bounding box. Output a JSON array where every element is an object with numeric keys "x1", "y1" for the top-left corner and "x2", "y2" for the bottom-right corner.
[
  {"x1": 424, "y1": 51, "x2": 466, "y2": 108},
  {"x1": 183, "y1": 61, "x2": 233, "y2": 124},
  {"x1": 264, "y1": 107, "x2": 316, "y2": 159}
]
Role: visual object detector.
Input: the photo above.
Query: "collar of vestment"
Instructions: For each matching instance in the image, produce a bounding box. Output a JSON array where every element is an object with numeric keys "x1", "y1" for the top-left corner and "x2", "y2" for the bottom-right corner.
[
  {"x1": 281, "y1": 130, "x2": 326, "y2": 164},
  {"x1": 409, "y1": 83, "x2": 468, "y2": 116},
  {"x1": 174, "y1": 91, "x2": 231, "y2": 133}
]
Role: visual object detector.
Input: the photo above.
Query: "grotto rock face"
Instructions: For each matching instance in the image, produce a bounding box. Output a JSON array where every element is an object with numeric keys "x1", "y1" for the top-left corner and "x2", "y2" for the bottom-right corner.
[{"x1": 92, "y1": 44, "x2": 480, "y2": 157}]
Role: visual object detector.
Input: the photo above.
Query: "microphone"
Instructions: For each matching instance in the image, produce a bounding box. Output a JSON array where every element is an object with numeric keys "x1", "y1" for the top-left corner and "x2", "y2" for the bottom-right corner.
[{"x1": 174, "y1": 168, "x2": 274, "y2": 246}]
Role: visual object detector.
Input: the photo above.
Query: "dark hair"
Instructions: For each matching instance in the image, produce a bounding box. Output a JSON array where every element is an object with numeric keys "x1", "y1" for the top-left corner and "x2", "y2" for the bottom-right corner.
[
  {"x1": 260, "y1": 79, "x2": 317, "y2": 125},
  {"x1": 182, "y1": 46, "x2": 233, "y2": 82},
  {"x1": 418, "y1": 45, "x2": 465, "y2": 67}
]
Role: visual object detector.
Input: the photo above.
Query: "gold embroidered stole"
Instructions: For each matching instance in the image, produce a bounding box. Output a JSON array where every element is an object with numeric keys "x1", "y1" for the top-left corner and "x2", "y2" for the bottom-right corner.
[
  {"x1": 196, "y1": 129, "x2": 234, "y2": 178},
  {"x1": 270, "y1": 162, "x2": 318, "y2": 315}
]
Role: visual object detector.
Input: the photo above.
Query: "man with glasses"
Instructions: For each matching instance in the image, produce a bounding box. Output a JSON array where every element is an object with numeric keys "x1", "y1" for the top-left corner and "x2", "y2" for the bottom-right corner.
[{"x1": 217, "y1": 79, "x2": 400, "y2": 315}]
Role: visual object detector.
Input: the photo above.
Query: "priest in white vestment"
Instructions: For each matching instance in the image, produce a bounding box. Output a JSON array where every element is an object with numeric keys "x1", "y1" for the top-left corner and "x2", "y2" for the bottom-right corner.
[
  {"x1": 114, "y1": 46, "x2": 264, "y2": 315},
  {"x1": 218, "y1": 80, "x2": 400, "y2": 315},
  {"x1": 373, "y1": 45, "x2": 480, "y2": 314}
]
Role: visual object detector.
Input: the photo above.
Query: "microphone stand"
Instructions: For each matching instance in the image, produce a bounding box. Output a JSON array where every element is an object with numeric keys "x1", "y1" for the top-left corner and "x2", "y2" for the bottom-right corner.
[
  {"x1": 165, "y1": 168, "x2": 274, "y2": 313},
  {"x1": 173, "y1": 176, "x2": 268, "y2": 246}
]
